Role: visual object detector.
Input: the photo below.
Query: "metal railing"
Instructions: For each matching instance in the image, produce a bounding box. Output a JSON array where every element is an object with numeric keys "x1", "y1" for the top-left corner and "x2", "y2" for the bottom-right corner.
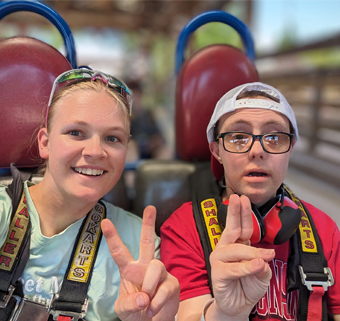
[{"x1": 258, "y1": 60, "x2": 340, "y2": 188}]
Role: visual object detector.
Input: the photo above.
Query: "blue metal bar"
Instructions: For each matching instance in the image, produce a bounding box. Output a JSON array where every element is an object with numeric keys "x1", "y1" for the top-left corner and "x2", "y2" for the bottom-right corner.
[
  {"x1": 175, "y1": 10, "x2": 255, "y2": 74},
  {"x1": 0, "y1": 0, "x2": 77, "y2": 68}
]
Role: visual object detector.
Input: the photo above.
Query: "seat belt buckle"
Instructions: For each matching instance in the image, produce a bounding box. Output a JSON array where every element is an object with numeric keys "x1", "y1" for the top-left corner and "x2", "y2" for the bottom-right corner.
[
  {"x1": 0, "y1": 285, "x2": 16, "y2": 308},
  {"x1": 10, "y1": 297, "x2": 51, "y2": 321},
  {"x1": 49, "y1": 294, "x2": 88, "y2": 321},
  {"x1": 298, "y1": 265, "x2": 334, "y2": 291}
]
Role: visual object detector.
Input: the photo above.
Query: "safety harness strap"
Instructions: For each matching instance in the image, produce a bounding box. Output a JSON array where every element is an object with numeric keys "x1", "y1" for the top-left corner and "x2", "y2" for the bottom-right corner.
[
  {"x1": 307, "y1": 287, "x2": 325, "y2": 321},
  {"x1": 0, "y1": 164, "x2": 31, "y2": 321},
  {"x1": 192, "y1": 177, "x2": 332, "y2": 321},
  {"x1": 57, "y1": 317, "x2": 71, "y2": 321},
  {"x1": 49, "y1": 201, "x2": 106, "y2": 321},
  {"x1": 190, "y1": 166, "x2": 222, "y2": 296},
  {"x1": 285, "y1": 186, "x2": 332, "y2": 321},
  {"x1": 0, "y1": 296, "x2": 16, "y2": 320},
  {"x1": 0, "y1": 164, "x2": 106, "y2": 321}
]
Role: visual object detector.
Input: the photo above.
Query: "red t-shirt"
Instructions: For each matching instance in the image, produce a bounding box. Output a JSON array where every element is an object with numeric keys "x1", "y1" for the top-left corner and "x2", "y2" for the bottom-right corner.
[{"x1": 160, "y1": 200, "x2": 340, "y2": 320}]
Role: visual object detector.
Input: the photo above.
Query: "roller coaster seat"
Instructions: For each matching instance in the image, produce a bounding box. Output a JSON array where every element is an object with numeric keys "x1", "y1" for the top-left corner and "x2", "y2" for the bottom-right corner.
[
  {"x1": 134, "y1": 44, "x2": 259, "y2": 235},
  {"x1": 0, "y1": 36, "x2": 130, "y2": 210},
  {"x1": 0, "y1": 36, "x2": 71, "y2": 169}
]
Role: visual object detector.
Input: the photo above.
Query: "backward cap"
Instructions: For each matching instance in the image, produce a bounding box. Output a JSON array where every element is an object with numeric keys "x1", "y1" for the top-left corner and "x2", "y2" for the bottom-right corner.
[{"x1": 206, "y1": 82, "x2": 299, "y2": 143}]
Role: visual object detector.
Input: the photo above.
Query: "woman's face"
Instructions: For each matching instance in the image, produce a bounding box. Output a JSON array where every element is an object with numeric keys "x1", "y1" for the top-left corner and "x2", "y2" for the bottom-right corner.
[{"x1": 38, "y1": 89, "x2": 130, "y2": 203}]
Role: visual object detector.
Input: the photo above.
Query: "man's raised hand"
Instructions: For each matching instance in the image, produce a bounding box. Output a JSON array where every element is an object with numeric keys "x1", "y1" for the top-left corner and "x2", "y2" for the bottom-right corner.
[{"x1": 206, "y1": 194, "x2": 275, "y2": 321}]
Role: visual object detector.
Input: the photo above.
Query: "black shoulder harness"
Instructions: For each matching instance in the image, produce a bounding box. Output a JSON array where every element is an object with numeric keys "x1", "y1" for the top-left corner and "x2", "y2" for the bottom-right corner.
[
  {"x1": 190, "y1": 166, "x2": 222, "y2": 295},
  {"x1": 0, "y1": 164, "x2": 106, "y2": 321},
  {"x1": 0, "y1": 164, "x2": 32, "y2": 320},
  {"x1": 191, "y1": 170, "x2": 333, "y2": 321}
]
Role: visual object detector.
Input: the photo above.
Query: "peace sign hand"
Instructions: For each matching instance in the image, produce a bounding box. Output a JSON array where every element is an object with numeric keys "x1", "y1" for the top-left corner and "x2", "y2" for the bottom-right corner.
[
  {"x1": 206, "y1": 195, "x2": 275, "y2": 321},
  {"x1": 101, "y1": 205, "x2": 180, "y2": 321}
]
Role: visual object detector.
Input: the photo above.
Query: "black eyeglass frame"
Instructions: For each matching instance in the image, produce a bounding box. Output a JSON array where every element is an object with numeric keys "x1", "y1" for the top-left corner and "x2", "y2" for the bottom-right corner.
[{"x1": 216, "y1": 131, "x2": 295, "y2": 154}]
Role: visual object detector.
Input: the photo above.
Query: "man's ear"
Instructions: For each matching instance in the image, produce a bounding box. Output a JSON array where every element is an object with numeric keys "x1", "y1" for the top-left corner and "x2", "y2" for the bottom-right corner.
[
  {"x1": 38, "y1": 128, "x2": 49, "y2": 159},
  {"x1": 292, "y1": 139, "x2": 296, "y2": 149},
  {"x1": 209, "y1": 141, "x2": 223, "y2": 164},
  {"x1": 289, "y1": 138, "x2": 296, "y2": 155}
]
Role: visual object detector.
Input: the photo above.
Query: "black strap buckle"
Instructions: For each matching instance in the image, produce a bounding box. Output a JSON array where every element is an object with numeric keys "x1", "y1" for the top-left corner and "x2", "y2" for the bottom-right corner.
[
  {"x1": 0, "y1": 285, "x2": 15, "y2": 308},
  {"x1": 49, "y1": 294, "x2": 88, "y2": 321},
  {"x1": 11, "y1": 297, "x2": 50, "y2": 321},
  {"x1": 298, "y1": 265, "x2": 334, "y2": 291}
]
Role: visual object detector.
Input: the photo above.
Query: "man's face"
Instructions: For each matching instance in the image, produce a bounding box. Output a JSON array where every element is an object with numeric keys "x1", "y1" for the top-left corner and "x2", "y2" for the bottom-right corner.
[{"x1": 209, "y1": 104, "x2": 293, "y2": 206}]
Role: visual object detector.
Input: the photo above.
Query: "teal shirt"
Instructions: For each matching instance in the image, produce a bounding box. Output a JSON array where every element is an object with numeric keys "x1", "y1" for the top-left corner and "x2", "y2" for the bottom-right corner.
[{"x1": 0, "y1": 181, "x2": 160, "y2": 321}]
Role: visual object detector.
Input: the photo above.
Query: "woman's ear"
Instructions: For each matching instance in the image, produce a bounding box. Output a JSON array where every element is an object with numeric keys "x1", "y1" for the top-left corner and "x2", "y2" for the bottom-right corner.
[
  {"x1": 38, "y1": 128, "x2": 49, "y2": 159},
  {"x1": 209, "y1": 141, "x2": 223, "y2": 164}
]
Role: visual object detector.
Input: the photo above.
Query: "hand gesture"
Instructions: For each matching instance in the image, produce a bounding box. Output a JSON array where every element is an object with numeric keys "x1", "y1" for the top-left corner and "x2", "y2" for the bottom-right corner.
[
  {"x1": 207, "y1": 195, "x2": 275, "y2": 321},
  {"x1": 101, "y1": 205, "x2": 180, "y2": 321}
]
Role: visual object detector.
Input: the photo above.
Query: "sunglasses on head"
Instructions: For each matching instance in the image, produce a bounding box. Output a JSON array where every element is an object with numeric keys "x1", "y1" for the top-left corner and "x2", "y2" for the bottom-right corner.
[{"x1": 46, "y1": 68, "x2": 133, "y2": 127}]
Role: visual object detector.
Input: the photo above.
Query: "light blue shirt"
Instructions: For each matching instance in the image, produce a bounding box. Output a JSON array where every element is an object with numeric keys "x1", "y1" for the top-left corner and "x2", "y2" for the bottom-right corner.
[{"x1": 0, "y1": 181, "x2": 160, "y2": 321}]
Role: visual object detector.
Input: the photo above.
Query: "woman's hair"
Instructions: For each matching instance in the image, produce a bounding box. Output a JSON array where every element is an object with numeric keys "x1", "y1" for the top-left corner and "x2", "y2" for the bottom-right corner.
[
  {"x1": 38, "y1": 79, "x2": 131, "y2": 175},
  {"x1": 46, "y1": 79, "x2": 131, "y2": 131}
]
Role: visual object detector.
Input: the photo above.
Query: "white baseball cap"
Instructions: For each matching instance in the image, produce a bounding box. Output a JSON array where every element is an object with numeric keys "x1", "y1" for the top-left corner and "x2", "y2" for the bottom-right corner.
[{"x1": 206, "y1": 82, "x2": 299, "y2": 143}]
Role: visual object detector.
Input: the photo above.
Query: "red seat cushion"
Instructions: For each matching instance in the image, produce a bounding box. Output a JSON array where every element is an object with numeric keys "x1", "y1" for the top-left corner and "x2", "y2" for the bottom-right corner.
[
  {"x1": 0, "y1": 37, "x2": 72, "y2": 168},
  {"x1": 175, "y1": 44, "x2": 259, "y2": 180}
]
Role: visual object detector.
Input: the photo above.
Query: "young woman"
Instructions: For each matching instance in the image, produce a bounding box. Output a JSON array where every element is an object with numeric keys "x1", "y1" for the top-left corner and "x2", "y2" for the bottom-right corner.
[{"x1": 0, "y1": 69, "x2": 179, "y2": 321}]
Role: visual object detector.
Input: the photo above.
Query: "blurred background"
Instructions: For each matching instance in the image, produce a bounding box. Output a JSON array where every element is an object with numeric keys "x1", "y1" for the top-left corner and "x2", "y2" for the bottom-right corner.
[{"x1": 1, "y1": 0, "x2": 340, "y2": 225}]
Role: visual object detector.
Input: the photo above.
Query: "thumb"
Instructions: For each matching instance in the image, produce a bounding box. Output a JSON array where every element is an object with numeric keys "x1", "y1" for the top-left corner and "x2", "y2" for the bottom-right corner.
[{"x1": 114, "y1": 292, "x2": 150, "y2": 319}]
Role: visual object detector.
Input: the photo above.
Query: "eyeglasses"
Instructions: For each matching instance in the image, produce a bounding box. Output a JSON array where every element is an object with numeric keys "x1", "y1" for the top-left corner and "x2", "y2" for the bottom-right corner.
[
  {"x1": 216, "y1": 132, "x2": 294, "y2": 154},
  {"x1": 46, "y1": 68, "x2": 133, "y2": 127}
]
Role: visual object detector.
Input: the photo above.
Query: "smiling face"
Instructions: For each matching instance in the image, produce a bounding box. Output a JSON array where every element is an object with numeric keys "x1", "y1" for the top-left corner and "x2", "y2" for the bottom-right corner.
[
  {"x1": 38, "y1": 88, "x2": 130, "y2": 204},
  {"x1": 209, "y1": 104, "x2": 293, "y2": 206}
]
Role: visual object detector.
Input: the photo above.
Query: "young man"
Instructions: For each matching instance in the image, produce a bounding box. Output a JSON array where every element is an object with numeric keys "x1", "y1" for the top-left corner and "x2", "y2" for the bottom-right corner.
[{"x1": 160, "y1": 82, "x2": 340, "y2": 321}]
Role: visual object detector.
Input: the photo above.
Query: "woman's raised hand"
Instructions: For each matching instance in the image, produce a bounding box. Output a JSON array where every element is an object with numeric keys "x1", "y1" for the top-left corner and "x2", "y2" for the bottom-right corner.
[{"x1": 101, "y1": 206, "x2": 180, "y2": 321}]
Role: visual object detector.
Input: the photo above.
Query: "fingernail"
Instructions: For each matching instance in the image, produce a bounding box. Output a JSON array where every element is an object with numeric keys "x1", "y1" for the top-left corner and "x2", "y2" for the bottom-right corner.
[
  {"x1": 147, "y1": 310, "x2": 153, "y2": 318},
  {"x1": 136, "y1": 295, "x2": 146, "y2": 308}
]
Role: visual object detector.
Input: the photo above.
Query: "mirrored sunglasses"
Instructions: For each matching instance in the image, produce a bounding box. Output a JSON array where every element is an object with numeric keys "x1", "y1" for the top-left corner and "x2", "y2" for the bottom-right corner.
[{"x1": 46, "y1": 68, "x2": 133, "y2": 127}]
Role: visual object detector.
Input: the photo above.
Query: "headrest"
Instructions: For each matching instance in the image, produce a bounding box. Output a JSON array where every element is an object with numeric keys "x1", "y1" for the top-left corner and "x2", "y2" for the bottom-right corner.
[
  {"x1": 0, "y1": 37, "x2": 72, "y2": 168},
  {"x1": 175, "y1": 44, "x2": 259, "y2": 166}
]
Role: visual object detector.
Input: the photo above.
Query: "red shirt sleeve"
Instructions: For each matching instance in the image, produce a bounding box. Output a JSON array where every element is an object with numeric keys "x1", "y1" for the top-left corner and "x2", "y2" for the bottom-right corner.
[{"x1": 160, "y1": 202, "x2": 211, "y2": 301}]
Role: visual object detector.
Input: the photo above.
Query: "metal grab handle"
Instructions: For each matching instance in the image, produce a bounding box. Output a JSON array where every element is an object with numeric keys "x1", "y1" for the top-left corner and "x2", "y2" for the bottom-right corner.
[
  {"x1": 175, "y1": 10, "x2": 255, "y2": 74},
  {"x1": 0, "y1": 0, "x2": 77, "y2": 68}
]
